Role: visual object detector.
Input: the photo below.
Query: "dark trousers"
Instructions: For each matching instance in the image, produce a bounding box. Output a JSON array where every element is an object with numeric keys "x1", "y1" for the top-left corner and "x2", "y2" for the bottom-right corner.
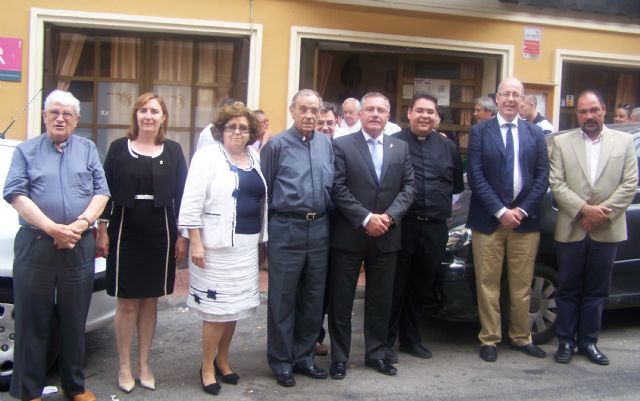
[
  {"x1": 555, "y1": 236, "x2": 617, "y2": 347},
  {"x1": 266, "y1": 214, "x2": 329, "y2": 374},
  {"x1": 328, "y1": 243, "x2": 396, "y2": 362},
  {"x1": 388, "y1": 219, "x2": 448, "y2": 347},
  {"x1": 11, "y1": 227, "x2": 95, "y2": 401}
]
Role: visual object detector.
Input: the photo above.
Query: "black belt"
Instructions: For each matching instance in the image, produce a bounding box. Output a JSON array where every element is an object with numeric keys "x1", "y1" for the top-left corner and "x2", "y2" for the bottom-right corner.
[
  {"x1": 21, "y1": 225, "x2": 92, "y2": 239},
  {"x1": 407, "y1": 214, "x2": 445, "y2": 223},
  {"x1": 274, "y1": 211, "x2": 326, "y2": 221}
]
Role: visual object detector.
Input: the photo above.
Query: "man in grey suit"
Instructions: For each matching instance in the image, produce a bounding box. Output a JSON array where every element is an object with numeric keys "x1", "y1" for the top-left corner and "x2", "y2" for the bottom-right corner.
[
  {"x1": 549, "y1": 90, "x2": 638, "y2": 365},
  {"x1": 261, "y1": 89, "x2": 334, "y2": 387},
  {"x1": 328, "y1": 92, "x2": 415, "y2": 379}
]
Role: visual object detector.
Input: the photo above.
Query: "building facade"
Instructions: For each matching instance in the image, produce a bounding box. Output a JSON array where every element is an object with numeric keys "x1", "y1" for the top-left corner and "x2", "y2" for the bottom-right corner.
[{"x1": 1, "y1": 0, "x2": 639, "y2": 157}]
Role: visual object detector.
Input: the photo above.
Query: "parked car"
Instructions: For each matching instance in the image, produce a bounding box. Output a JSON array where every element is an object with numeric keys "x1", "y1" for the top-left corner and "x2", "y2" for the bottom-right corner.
[
  {"x1": 428, "y1": 123, "x2": 640, "y2": 344},
  {"x1": 0, "y1": 138, "x2": 116, "y2": 391}
]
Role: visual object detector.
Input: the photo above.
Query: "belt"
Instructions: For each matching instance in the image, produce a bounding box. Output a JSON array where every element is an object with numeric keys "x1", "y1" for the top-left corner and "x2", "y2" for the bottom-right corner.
[
  {"x1": 22, "y1": 225, "x2": 92, "y2": 239},
  {"x1": 407, "y1": 214, "x2": 445, "y2": 223},
  {"x1": 134, "y1": 194, "x2": 154, "y2": 200},
  {"x1": 274, "y1": 210, "x2": 326, "y2": 221}
]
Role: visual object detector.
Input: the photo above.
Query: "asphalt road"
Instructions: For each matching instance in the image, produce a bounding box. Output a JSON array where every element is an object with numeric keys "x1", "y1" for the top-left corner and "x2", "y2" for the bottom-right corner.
[{"x1": 26, "y1": 297, "x2": 640, "y2": 401}]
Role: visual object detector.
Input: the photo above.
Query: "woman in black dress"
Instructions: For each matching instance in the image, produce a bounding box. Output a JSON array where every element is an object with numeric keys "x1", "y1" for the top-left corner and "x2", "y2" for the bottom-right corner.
[{"x1": 96, "y1": 93, "x2": 187, "y2": 393}]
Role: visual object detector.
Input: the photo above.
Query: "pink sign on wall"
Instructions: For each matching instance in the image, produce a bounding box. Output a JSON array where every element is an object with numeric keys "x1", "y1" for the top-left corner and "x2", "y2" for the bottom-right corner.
[{"x1": 0, "y1": 37, "x2": 23, "y2": 82}]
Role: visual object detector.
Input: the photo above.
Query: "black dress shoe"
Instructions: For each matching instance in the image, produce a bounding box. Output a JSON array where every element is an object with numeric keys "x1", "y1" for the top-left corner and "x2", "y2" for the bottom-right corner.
[
  {"x1": 275, "y1": 371, "x2": 296, "y2": 387},
  {"x1": 510, "y1": 343, "x2": 546, "y2": 358},
  {"x1": 214, "y1": 359, "x2": 240, "y2": 385},
  {"x1": 292, "y1": 364, "x2": 328, "y2": 379},
  {"x1": 399, "y1": 343, "x2": 433, "y2": 359},
  {"x1": 365, "y1": 359, "x2": 397, "y2": 376},
  {"x1": 384, "y1": 348, "x2": 398, "y2": 364},
  {"x1": 329, "y1": 361, "x2": 346, "y2": 380},
  {"x1": 200, "y1": 365, "x2": 221, "y2": 395},
  {"x1": 554, "y1": 342, "x2": 574, "y2": 364},
  {"x1": 479, "y1": 345, "x2": 497, "y2": 362},
  {"x1": 578, "y1": 344, "x2": 609, "y2": 366}
]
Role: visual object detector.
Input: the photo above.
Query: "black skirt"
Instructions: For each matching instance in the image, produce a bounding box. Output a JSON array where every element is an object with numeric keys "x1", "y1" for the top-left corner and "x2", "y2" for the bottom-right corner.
[{"x1": 106, "y1": 200, "x2": 177, "y2": 298}]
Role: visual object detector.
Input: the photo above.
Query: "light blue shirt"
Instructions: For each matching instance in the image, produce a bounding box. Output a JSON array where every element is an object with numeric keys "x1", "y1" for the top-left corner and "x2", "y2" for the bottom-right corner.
[{"x1": 3, "y1": 133, "x2": 110, "y2": 225}]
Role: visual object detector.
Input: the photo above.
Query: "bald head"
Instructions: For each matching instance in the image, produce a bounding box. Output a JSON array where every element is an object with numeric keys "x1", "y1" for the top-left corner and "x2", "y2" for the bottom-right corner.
[{"x1": 496, "y1": 77, "x2": 525, "y2": 121}]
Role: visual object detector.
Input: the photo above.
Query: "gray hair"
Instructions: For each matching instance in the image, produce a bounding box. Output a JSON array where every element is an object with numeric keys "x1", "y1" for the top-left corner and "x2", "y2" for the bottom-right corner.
[
  {"x1": 290, "y1": 89, "x2": 322, "y2": 109},
  {"x1": 631, "y1": 107, "x2": 640, "y2": 122},
  {"x1": 342, "y1": 97, "x2": 361, "y2": 111},
  {"x1": 44, "y1": 90, "x2": 81, "y2": 115},
  {"x1": 360, "y1": 92, "x2": 390, "y2": 112},
  {"x1": 523, "y1": 94, "x2": 538, "y2": 106},
  {"x1": 475, "y1": 96, "x2": 497, "y2": 115}
]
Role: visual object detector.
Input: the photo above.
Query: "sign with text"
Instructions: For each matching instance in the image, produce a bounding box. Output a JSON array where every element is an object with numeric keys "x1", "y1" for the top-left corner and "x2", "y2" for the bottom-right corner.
[
  {"x1": 523, "y1": 27, "x2": 541, "y2": 59},
  {"x1": 0, "y1": 37, "x2": 22, "y2": 82},
  {"x1": 414, "y1": 78, "x2": 450, "y2": 106}
]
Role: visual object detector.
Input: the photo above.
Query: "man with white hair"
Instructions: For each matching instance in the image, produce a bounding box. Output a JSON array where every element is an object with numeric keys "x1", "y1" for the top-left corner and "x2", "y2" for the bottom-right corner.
[{"x1": 4, "y1": 90, "x2": 110, "y2": 401}]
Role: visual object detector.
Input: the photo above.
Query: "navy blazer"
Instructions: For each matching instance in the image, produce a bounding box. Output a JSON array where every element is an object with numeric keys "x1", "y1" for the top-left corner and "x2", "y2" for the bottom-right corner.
[
  {"x1": 330, "y1": 131, "x2": 415, "y2": 253},
  {"x1": 466, "y1": 117, "x2": 549, "y2": 234}
]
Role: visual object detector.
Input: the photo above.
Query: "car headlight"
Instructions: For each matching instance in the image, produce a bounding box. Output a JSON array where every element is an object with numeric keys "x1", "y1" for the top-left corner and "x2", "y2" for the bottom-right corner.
[{"x1": 446, "y1": 225, "x2": 471, "y2": 252}]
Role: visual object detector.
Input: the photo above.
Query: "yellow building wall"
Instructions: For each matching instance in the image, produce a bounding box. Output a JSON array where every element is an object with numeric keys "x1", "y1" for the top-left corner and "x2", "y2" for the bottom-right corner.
[{"x1": 1, "y1": 0, "x2": 638, "y2": 140}]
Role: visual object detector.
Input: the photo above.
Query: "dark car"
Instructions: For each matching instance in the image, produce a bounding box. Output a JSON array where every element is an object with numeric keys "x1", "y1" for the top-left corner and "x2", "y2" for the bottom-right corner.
[{"x1": 427, "y1": 123, "x2": 640, "y2": 344}]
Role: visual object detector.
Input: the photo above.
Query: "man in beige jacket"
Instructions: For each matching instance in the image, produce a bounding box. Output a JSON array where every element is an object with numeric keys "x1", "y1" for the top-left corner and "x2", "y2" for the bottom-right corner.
[{"x1": 549, "y1": 90, "x2": 638, "y2": 365}]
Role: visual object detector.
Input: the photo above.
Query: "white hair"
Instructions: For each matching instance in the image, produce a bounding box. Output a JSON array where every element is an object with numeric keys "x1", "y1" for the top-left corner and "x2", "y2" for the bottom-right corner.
[{"x1": 44, "y1": 90, "x2": 81, "y2": 115}]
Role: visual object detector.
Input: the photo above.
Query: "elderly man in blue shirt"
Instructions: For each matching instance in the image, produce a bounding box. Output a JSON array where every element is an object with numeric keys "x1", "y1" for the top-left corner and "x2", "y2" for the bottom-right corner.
[
  {"x1": 260, "y1": 89, "x2": 334, "y2": 387},
  {"x1": 3, "y1": 90, "x2": 110, "y2": 401}
]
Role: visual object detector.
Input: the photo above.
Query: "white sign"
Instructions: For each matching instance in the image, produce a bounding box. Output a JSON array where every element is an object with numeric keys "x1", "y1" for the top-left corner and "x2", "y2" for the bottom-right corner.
[
  {"x1": 413, "y1": 78, "x2": 450, "y2": 106},
  {"x1": 523, "y1": 27, "x2": 541, "y2": 59}
]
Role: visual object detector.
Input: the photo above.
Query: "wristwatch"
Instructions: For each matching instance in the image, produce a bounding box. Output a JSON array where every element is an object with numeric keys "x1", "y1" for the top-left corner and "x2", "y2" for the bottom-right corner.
[{"x1": 77, "y1": 214, "x2": 92, "y2": 227}]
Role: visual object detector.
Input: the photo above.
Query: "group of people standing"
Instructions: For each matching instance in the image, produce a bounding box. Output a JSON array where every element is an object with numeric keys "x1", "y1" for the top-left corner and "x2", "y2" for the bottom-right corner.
[{"x1": 3, "y1": 74, "x2": 637, "y2": 400}]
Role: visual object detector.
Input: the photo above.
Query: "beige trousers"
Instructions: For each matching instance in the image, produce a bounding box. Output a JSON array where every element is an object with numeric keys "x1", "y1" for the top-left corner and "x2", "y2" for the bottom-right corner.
[{"x1": 472, "y1": 227, "x2": 540, "y2": 346}]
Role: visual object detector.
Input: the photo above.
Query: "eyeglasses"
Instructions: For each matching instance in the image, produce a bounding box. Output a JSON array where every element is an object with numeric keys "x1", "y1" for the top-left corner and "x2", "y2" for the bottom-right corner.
[
  {"x1": 47, "y1": 110, "x2": 76, "y2": 119},
  {"x1": 498, "y1": 92, "x2": 523, "y2": 100},
  {"x1": 223, "y1": 124, "x2": 250, "y2": 134},
  {"x1": 296, "y1": 106, "x2": 320, "y2": 116}
]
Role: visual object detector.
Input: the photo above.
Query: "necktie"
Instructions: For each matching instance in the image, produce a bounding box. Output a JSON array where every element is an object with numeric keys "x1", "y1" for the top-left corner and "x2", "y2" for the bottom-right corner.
[
  {"x1": 368, "y1": 138, "x2": 382, "y2": 181},
  {"x1": 502, "y1": 123, "x2": 514, "y2": 203}
]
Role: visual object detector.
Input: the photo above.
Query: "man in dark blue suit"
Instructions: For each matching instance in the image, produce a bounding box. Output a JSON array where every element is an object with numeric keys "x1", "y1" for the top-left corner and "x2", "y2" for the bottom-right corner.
[{"x1": 466, "y1": 77, "x2": 549, "y2": 362}]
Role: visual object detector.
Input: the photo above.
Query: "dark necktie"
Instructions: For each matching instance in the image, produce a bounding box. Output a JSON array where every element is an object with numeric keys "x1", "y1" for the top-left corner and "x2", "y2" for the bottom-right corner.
[{"x1": 502, "y1": 123, "x2": 514, "y2": 203}]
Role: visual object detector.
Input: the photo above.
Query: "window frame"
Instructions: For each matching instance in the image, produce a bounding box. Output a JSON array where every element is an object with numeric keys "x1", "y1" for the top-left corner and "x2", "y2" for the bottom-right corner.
[{"x1": 27, "y1": 8, "x2": 263, "y2": 139}]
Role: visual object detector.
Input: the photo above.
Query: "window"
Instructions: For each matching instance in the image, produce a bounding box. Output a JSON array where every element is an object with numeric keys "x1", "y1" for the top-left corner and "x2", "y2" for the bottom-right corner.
[{"x1": 43, "y1": 25, "x2": 250, "y2": 161}]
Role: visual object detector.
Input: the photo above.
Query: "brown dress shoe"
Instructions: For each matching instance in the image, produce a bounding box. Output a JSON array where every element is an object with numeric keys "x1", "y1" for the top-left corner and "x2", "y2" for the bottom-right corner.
[{"x1": 72, "y1": 390, "x2": 97, "y2": 401}]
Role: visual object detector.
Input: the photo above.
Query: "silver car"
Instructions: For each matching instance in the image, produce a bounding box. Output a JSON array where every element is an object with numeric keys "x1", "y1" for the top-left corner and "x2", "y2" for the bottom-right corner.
[{"x1": 0, "y1": 138, "x2": 115, "y2": 391}]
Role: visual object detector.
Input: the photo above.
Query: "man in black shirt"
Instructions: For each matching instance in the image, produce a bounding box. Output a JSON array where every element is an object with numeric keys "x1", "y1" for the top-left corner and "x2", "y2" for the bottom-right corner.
[{"x1": 387, "y1": 92, "x2": 464, "y2": 362}]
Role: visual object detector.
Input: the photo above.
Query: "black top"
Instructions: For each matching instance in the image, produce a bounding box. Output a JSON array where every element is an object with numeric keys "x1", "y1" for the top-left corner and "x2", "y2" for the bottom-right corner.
[
  {"x1": 100, "y1": 137, "x2": 187, "y2": 219},
  {"x1": 393, "y1": 128, "x2": 464, "y2": 220},
  {"x1": 235, "y1": 167, "x2": 264, "y2": 234}
]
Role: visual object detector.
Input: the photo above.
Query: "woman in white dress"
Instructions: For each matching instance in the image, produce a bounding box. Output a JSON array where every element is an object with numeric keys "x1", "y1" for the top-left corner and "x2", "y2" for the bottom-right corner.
[{"x1": 179, "y1": 102, "x2": 267, "y2": 396}]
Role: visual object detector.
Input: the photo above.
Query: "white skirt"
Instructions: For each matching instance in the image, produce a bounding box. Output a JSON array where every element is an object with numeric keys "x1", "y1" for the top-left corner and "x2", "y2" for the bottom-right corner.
[{"x1": 187, "y1": 233, "x2": 260, "y2": 322}]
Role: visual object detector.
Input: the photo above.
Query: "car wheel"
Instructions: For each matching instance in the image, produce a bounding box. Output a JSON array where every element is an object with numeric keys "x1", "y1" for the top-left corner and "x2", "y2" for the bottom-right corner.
[
  {"x1": 529, "y1": 264, "x2": 559, "y2": 344},
  {"x1": 0, "y1": 303, "x2": 15, "y2": 392}
]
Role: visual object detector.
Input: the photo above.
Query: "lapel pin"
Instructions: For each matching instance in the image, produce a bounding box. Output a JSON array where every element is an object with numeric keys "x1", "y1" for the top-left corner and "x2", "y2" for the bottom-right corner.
[
  {"x1": 390, "y1": 143, "x2": 394, "y2": 148},
  {"x1": 160, "y1": 160, "x2": 164, "y2": 165}
]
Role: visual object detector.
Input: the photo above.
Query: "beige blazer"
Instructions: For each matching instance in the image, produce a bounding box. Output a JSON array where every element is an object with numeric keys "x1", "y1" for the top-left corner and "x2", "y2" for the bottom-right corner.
[{"x1": 549, "y1": 126, "x2": 638, "y2": 243}]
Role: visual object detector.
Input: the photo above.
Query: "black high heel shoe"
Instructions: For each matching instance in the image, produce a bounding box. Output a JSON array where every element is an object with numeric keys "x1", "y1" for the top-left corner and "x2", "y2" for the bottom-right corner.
[
  {"x1": 200, "y1": 365, "x2": 221, "y2": 395},
  {"x1": 214, "y1": 358, "x2": 240, "y2": 385}
]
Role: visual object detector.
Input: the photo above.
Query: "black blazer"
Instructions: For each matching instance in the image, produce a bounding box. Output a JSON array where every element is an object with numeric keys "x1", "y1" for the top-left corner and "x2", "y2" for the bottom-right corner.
[
  {"x1": 330, "y1": 131, "x2": 415, "y2": 253},
  {"x1": 100, "y1": 137, "x2": 187, "y2": 219}
]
